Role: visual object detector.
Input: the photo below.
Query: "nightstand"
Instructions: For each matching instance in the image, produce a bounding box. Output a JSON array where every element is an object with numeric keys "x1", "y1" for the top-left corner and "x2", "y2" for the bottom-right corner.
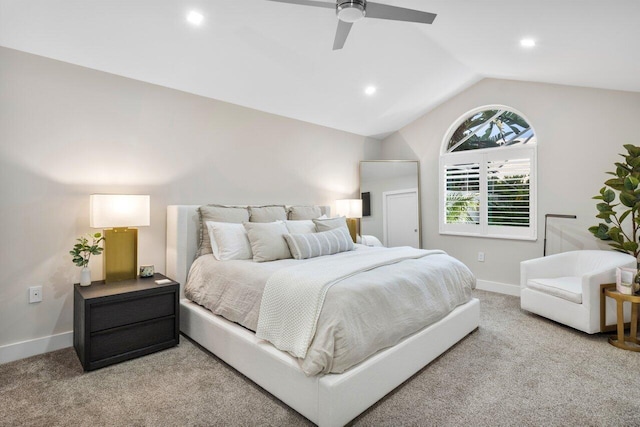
[{"x1": 73, "y1": 273, "x2": 180, "y2": 371}]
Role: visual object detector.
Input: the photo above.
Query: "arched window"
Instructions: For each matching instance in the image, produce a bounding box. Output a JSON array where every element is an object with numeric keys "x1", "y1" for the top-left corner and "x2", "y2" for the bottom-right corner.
[{"x1": 439, "y1": 106, "x2": 537, "y2": 240}]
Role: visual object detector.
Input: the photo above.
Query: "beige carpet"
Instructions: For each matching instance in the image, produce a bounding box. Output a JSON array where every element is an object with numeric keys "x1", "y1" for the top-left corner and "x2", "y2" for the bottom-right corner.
[{"x1": 1, "y1": 290, "x2": 639, "y2": 426}]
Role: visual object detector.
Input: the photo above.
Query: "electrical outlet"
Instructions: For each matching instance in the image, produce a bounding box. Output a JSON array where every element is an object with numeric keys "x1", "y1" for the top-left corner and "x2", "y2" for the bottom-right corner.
[
  {"x1": 477, "y1": 252, "x2": 485, "y2": 262},
  {"x1": 29, "y1": 286, "x2": 43, "y2": 303}
]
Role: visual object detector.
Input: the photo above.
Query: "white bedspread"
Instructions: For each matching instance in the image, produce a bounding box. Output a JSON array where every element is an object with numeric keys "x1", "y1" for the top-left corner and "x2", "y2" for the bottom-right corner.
[
  {"x1": 184, "y1": 245, "x2": 475, "y2": 375},
  {"x1": 256, "y1": 247, "x2": 444, "y2": 358}
]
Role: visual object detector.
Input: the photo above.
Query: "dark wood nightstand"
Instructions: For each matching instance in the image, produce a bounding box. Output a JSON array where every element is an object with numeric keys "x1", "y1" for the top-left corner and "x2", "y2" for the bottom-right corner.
[{"x1": 73, "y1": 273, "x2": 180, "y2": 371}]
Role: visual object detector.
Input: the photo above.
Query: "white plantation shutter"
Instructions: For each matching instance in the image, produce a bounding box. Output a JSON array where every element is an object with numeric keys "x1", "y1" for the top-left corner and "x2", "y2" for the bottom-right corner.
[
  {"x1": 487, "y1": 158, "x2": 530, "y2": 227},
  {"x1": 444, "y1": 162, "x2": 480, "y2": 225},
  {"x1": 440, "y1": 146, "x2": 536, "y2": 240}
]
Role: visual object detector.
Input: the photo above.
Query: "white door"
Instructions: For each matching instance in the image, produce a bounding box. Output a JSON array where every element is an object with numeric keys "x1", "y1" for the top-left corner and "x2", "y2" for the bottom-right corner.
[{"x1": 383, "y1": 189, "x2": 420, "y2": 248}]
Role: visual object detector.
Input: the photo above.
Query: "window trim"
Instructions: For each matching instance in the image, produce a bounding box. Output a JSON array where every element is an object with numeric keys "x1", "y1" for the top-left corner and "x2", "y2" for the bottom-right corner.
[{"x1": 439, "y1": 105, "x2": 537, "y2": 241}]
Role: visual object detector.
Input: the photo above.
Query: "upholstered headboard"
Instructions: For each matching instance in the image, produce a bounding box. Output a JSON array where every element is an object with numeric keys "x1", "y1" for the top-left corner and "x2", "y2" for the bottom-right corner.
[{"x1": 166, "y1": 205, "x2": 330, "y2": 298}]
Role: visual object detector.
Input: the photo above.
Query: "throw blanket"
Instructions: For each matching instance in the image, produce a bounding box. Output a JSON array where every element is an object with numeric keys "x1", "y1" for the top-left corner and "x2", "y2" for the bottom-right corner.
[{"x1": 256, "y1": 247, "x2": 445, "y2": 358}]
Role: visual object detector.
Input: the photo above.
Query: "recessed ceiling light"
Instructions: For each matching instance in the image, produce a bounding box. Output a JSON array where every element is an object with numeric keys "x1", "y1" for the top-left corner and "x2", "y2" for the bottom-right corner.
[
  {"x1": 520, "y1": 38, "x2": 536, "y2": 48},
  {"x1": 187, "y1": 11, "x2": 204, "y2": 26},
  {"x1": 365, "y1": 86, "x2": 377, "y2": 96}
]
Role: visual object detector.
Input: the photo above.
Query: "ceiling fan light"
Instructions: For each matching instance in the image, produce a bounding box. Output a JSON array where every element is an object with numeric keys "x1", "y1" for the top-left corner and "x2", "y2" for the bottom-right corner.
[{"x1": 337, "y1": 1, "x2": 366, "y2": 23}]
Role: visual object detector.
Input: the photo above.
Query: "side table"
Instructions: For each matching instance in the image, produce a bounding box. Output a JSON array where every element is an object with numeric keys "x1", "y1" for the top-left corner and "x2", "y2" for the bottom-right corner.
[
  {"x1": 604, "y1": 288, "x2": 640, "y2": 351},
  {"x1": 74, "y1": 273, "x2": 180, "y2": 371}
]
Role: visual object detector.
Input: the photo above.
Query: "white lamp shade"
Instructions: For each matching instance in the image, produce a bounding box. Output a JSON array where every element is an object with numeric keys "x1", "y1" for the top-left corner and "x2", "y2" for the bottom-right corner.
[
  {"x1": 336, "y1": 199, "x2": 363, "y2": 219},
  {"x1": 90, "y1": 194, "x2": 150, "y2": 228}
]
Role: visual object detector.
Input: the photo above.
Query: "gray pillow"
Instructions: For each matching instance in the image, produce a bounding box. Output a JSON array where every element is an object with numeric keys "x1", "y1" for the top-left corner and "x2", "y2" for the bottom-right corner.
[
  {"x1": 288, "y1": 205, "x2": 322, "y2": 220},
  {"x1": 243, "y1": 221, "x2": 292, "y2": 262},
  {"x1": 284, "y1": 220, "x2": 316, "y2": 234},
  {"x1": 284, "y1": 227, "x2": 354, "y2": 260},
  {"x1": 313, "y1": 216, "x2": 348, "y2": 232},
  {"x1": 249, "y1": 205, "x2": 287, "y2": 223},
  {"x1": 197, "y1": 205, "x2": 249, "y2": 257}
]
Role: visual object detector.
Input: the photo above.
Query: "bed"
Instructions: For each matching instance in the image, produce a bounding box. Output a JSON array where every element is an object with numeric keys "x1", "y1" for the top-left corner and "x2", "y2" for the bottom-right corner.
[{"x1": 166, "y1": 205, "x2": 480, "y2": 427}]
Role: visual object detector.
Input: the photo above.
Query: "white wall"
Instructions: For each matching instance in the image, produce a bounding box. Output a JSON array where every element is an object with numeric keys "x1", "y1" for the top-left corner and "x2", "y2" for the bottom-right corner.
[
  {"x1": 0, "y1": 47, "x2": 379, "y2": 356},
  {"x1": 382, "y1": 78, "x2": 640, "y2": 290}
]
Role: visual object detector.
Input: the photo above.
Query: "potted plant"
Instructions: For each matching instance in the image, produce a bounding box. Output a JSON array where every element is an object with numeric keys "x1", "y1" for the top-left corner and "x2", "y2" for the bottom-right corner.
[
  {"x1": 70, "y1": 233, "x2": 104, "y2": 286},
  {"x1": 589, "y1": 144, "x2": 640, "y2": 292}
]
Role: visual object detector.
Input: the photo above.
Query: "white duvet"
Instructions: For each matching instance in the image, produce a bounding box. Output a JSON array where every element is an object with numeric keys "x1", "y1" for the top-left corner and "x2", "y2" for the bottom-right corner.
[{"x1": 185, "y1": 245, "x2": 475, "y2": 376}]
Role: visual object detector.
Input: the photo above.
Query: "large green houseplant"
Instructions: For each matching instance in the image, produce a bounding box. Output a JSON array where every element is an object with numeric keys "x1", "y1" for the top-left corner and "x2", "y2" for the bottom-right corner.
[{"x1": 589, "y1": 144, "x2": 640, "y2": 263}]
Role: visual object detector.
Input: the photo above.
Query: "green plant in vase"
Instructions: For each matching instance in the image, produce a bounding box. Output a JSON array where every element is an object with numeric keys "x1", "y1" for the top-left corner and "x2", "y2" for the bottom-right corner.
[
  {"x1": 70, "y1": 232, "x2": 104, "y2": 286},
  {"x1": 589, "y1": 144, "x2": 640, "y2": 292}
]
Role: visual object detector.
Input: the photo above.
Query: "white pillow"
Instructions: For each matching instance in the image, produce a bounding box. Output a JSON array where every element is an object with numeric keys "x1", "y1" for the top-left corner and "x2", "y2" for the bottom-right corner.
[
  {"x1": 206, "y1": 221, "x2": 253, "y2": 261},
  {"x1": 243, "y1": 221, "x2": 292, "y2": 262},
  {"x1": 284, "y1": 227, "x2": 354, "y2": 260},
  {"x1": 284, "y1": 220, "x2": 316, "y2": 234}
]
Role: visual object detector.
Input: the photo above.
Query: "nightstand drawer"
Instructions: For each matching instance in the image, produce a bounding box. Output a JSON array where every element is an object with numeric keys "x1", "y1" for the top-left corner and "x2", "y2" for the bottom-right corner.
[
  {"x1": 90, "y1": 292, "x2": 175, "y2": 332},
  {"x1": 90, "y1": 317, "x2": 176, "y2": 362}
]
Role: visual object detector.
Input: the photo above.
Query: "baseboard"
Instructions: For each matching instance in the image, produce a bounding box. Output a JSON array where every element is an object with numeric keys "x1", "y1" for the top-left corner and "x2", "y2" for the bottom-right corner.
[
  {"x1": 0, "y1": 331, "x2": 73, "y2": 365},
  {"x1": 476, "y1": 279, "x2": 521, "y2": 297}
]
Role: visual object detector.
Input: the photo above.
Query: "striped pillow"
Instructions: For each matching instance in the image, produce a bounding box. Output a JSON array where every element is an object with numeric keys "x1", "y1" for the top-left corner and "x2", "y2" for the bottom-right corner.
[{"x1": 284, "y1": 227, "x2": 354, "y2": 260}]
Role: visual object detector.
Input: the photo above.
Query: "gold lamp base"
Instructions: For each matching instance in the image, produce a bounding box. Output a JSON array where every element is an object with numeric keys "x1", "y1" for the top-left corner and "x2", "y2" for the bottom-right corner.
[
  {"x1": 346, "y1": 218, "x2": 358, "y2": 243},
  {"x1": 104, "y1": 227, "x2": 138, "y2": 282}
]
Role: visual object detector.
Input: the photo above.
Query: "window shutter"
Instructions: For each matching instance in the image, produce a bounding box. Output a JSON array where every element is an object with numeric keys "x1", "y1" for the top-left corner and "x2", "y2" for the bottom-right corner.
[
  {"x1": 444, "y1": 162, "x2": 480, "y2": 225},
  {"x1": 487, "y1": 158, "x2": 530, "y2": 227}
]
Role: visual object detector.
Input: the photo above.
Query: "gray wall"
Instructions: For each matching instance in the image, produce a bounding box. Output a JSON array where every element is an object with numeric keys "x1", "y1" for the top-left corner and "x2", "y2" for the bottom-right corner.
[
  {"x1": 382, "y1": 78, "x2": 640, "y2": 288},
  {"x1": 0, "y1": 47, "x2": 379, "y2": 349}
]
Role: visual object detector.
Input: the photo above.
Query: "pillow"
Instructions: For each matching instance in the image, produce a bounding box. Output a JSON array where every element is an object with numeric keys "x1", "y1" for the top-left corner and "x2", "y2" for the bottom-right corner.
[
  {"x1": 197, "y1": 205, "x2": 249, "y2": 257},
  {"x1": 206, "y1": 221, "x2": 253, "y2": 261},
  {"x1": 284, "y1": 220, "x2": 316, "y2": 234},
  {"x1": 284, "y1": 227, "x2": 355, "y2": 260},
  {"x1": 288, "y1": 205, "x2": 323, "y2": 220},
  {"x1": 313, "y1": 216, "x2": 348, "y2": 232},
  {"x1": 243, "y1": 221, "x2": 292, "y2": 262},
  {"x1": 249, "y1": 205, "x2": 287, "y2": 223}
]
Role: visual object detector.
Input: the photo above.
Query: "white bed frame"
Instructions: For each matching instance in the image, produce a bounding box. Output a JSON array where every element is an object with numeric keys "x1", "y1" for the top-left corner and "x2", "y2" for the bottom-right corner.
[{"x1": 166, "y1": 205, "x2": 480, "y2": 427}]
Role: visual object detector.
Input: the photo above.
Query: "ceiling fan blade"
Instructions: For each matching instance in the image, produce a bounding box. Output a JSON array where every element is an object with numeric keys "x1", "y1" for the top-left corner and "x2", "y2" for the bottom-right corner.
[
  {"x1": 265, "y1": 0, "x2": 334, "y2": 9},
  {"x1": 333, "y1": 20, "x2": 353, "y2": 50},
  {"x1": 366, "y1": 2, "x2": 437, "y2": 24}
]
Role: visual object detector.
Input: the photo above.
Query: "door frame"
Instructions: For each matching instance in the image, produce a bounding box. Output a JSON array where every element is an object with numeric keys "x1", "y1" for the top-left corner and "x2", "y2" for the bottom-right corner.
[{"x1": 382, "y1": 188, "x2": 420, "y2": 248}]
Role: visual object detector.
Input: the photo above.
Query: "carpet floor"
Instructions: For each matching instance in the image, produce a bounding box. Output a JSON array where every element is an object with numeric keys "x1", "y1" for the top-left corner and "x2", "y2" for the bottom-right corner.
[{"x1": 1, "y1": 290, "x2": 639, "y2": 426}]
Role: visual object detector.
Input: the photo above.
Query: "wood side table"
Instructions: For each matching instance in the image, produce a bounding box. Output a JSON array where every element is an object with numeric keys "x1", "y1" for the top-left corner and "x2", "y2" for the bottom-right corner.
[
  {"x1": 73, "y1": 273, "x2": 180, "y2": 371},
  {"x1": 604, "y1": 288, "x2": 640, "y2": 351}
]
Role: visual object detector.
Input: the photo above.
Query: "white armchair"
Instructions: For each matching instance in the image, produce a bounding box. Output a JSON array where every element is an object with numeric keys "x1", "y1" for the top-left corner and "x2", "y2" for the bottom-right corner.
[{"x1": 520, "y1": 250, "x2": 636, "y2": 334}]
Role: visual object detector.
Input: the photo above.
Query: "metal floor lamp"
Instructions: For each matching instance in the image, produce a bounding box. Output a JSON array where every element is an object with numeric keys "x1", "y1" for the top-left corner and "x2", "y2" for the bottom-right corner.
[{"x1": 543, "y1": 214, "x2": 577, "y2": 256}]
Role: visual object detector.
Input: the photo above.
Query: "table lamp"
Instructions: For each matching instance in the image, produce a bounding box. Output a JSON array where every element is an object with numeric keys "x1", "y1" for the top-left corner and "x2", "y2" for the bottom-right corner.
[
  {"x1": 90, "y1": 194, "x2": 150, "y2": 282},
  {"x1": 336, "y1": 199, "x2": 363, "y2": 243}
]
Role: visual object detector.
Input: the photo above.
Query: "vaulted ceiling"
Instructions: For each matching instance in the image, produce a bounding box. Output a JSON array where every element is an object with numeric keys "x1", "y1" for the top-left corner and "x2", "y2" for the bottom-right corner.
[{"x1": 1, "y1": 0, "x2": 638, "y2": 138}]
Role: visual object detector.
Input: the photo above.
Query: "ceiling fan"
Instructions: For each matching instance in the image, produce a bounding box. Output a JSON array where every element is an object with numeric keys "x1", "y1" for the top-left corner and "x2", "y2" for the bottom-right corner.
[{"x1": 266, "y1": 0, "x2": 437, "y2": 50}]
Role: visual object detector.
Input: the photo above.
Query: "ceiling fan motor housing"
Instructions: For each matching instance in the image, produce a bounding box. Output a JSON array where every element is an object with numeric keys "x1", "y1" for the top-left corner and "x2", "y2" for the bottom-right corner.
[{"x1": 336, "y1": 0, "x2": 366, "y2": 23}]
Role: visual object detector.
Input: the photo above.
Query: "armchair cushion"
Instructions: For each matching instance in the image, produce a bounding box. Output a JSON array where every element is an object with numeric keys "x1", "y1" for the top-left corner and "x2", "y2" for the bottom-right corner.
[{"x1": 526, "y1": 276, "x2": 582, "y2": 304}]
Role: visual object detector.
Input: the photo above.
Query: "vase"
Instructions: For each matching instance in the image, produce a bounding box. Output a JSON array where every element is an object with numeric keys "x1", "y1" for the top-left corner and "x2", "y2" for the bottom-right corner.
[{"x1": 80, "y1": 267, "x2": 92, "y2": 286}]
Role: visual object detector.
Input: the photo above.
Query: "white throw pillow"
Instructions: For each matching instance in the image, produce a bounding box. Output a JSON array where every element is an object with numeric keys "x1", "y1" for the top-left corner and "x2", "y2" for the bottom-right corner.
[
  {"x1": 284, "y1": 220, "x2": 316, "y2": 234},
  {"x1": 284, "y1": 227, "x2": 354, "y2": 260},
  {"x1": 243, "y1": 221, "x2": 292, "y2": 262},
  {"x1": 206, "y1": 221, "x2": 253, "y2": 261}
]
